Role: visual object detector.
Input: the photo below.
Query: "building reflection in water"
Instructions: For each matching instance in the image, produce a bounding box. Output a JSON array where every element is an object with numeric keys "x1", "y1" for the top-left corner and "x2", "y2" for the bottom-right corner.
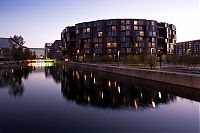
[
  {"x1": 0, "y1": 67, "x2": 31, "y2": 96},
  {"x1": 54, "y1": 65, "x2": 177, "y2": 110}
]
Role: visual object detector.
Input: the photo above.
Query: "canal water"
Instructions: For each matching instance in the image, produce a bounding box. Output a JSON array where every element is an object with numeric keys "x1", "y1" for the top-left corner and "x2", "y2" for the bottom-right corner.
[{"x1": 0, "y1": 64, "x2": 199, "y2": 133}]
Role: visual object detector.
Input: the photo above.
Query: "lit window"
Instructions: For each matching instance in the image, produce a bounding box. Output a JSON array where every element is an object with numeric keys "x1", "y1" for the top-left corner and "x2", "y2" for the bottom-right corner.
[
  {"x1": 112, "y1": 26, "x2": 117, "y2": 31},
  {"x1": 126, "y1": 25, "x2": 131, "y2": 30},
  {"x1": 134, "y1": 20, "x2": 138, "y2": 25},
  {"x1": 151, "y1": 21, "x2": 155, "y2": 26},
  {"x1": 95, "y1": 43, "x2": 98, "y2": 49},
  {"x1": 152, "y1": 38, "x2": 155, "y2": 42},
  {"x1": 153, "y1": 32, "x2": 156, "y2": 37},
  {"x1": 134, "y1": 26, "x2": 138, "y2": 30},
  {"x1": 107, "y1": 43, "x2": 111, "y2": 48},
  {"x1": 82, "y1": 28, "x2": 87, "y2": 33},
  {"x1": 140, "y1": 31, "x2": 144, "y2": 36},
  {"x1": 87, "y1": 28, "x2": 90, "y2": 32},
  {"x1": 121, "y1": 26, "x2": 125, "y2": 30},
  {"x1": 134, "y1": 43, "x2": 139, "y2": 47},
  {"x1": 98, "y1": 32, "x2": 103, "y2": 37},
  {"x1": 112, "y1": 43, "x2": 117, "y2": 48},
  {"x1": 152, "y1": 43, "x2": 156, "y2": 47}
]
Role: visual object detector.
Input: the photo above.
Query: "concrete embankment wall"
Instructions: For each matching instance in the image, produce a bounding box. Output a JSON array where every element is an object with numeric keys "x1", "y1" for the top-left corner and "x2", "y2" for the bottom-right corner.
[{"x1": 66, "y1": 62, "x2": 200, "y2": 89}]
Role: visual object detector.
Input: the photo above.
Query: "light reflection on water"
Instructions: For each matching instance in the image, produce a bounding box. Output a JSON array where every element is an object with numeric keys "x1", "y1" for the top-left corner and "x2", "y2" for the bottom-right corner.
[{"x1": 0, "y1": 65, "x2": 199, "y2": 133}]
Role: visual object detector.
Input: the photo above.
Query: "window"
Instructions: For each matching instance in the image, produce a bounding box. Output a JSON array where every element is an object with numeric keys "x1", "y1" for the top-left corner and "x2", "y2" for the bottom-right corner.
[
  {"x1": 148, "y1": 42, "x2": 151, "y2": 47},
  {"x1": 107, "y1": 32, "x2": 112, "y2": 36},
  {"x1": 93, "y1": 38, "x2": 98, "y2": 43},
  {"x1": 98, "y1": 38, "x2": 103, "y2": 43},
  {"x1": 134, "y1": 43, "x2": 139, "y2": 47},
  {"x1": 98, "y1": 32, "x2": 103, "y2": 37},
  {"x1": 134, "y1": 26, "x2": 138, "y2": 30},
  {"x1": 153, "y1": 32, "x2": 156, "y2": 37},
  {"x1": 138, "y1": 20, "x2": 143, "y2": 25},
  {"x1": 107, "y1": 49, "x2": 112, "y2": 53},
  {"x1": 151, "y1": 21, "x2": 156, "y2": 26},
  {"x1": 112, "y1": 26, "x2": 117, "y2": 31},
  {"x1": 121, "y1": 37, "x2": 125, "y2": 42},
  {"x1": 121, "y1": 31, "x2": 125, "y2": 36},
  {"x1": 112, "y1": 31, "x2": 117, "y2": 36},
  {"x1": 126, "y1": 31, "x2": 131, "y2": 36},
  {"x1": 83, "y1": 28, "x2": 90, "y2": 33},
  {"x1": 134, "y1": 20, "x2": 138, "y2": 25},
  {"x1": 126, "y1": 20, "x2": 130, "y2": 24},
  {"x1": 107, "y1": 20, "x2": 112, "y2": 25},
  {"x1": 140, "y1": 31, "x2": 144, "y2": 36},
  {"x1": 137, "y1": 37, "x2": 143, "y2": 41},
  {"x1": 98, "y1": 44, "x2": 103, "y2": 49},
  {"x1": 126, "y1": 37, "x2": 131, "y2": 42},
  {"x1": 82, "y1": 28, "x2": 87, "y2": 33},
  {"x1": 126, "y1": 25, "x2": 131, "y2": 30},
  {"x1": 107, "y1": 37, "x2": 112, "y2": 42},
  {"x1": 138, "y1": 26, "x2": 143, "y2": 30},
  {"x1": 112, "y1": 43, "x2": 117, "y2": 48},
  {"x1": 95, "y1": 43, "x2": 103, "y2": 49},
  {"x1": 152, "y1": 38, "x2": 155, "y2": 42},
  {"x1": 121, "y1": 43, "x2": 126, "y2": 47},
  {"x1": 121, "y1": 20, "x2": 125, "y2": 25},
  {"x1": 121, "y1": 26, "x2": 126, "y2": 30},
  {"x1": 84, "y1": 44, "x2": 90, "y2": 48},
  {"x1": 87, "y1": 28, "x2": 90, "y2": 32},
  {"x1": 83, "y1": 39, "x2": 91, "y2": 43},
  {"x1": 120, "y1": 48, "x2": 125, "y2": 53},
  {"x1": 152, "y1": 43, "x2": 156, "y2": 47},
  {"x1": 95, "y1": 43, "x2": 98, "y2": 49},
  {"x1": 107, "y1": 43, "x2": 111, "y2": 48},
  {"x1": 126, "y1": 48, "x2": 132, "y2": 53},
  {"x1": 149, "y1": 31, "x2": 152, "y2": 37}
]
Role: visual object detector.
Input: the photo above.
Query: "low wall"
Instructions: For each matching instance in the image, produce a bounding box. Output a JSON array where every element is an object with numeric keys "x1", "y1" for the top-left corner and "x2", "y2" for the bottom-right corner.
[{"x1": 66, "y1": 62, "x2": 200, "y2": 89}]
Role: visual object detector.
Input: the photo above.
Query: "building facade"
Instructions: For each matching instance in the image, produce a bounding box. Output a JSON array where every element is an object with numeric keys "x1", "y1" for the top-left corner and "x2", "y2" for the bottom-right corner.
[
  {"x1": 45, "y1": 43, "x2": 52, "y2": 59},
  {"x1": 29, "y1": 48, "x2": 45, "y2": 59},
  {"x1": 176, "y1": 39, "x2": 200, "y2": 55},
  {"x1": 0, "y1": 37, "x2": 12, "y2": 60},
  {"x1": 61, "y1": 19, "x2": 176, "y2": 60},
  {"x1": 50, "y1": 40, "x2": 63, "y2": 60}
]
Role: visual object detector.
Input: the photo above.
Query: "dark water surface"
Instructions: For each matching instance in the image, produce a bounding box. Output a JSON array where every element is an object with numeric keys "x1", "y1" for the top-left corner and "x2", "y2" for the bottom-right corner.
[{"x1": 0, "y1": 65, "x2": 199, "y2": 133}]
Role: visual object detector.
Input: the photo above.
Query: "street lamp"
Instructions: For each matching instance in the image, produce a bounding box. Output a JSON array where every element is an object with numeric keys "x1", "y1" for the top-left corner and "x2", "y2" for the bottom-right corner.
[
  {"x1": 157, "y1": 50, "x2": 162, "y2": 68},
  {"x1": 117, "y1": 50, "x2": 120, "y2": 66}
]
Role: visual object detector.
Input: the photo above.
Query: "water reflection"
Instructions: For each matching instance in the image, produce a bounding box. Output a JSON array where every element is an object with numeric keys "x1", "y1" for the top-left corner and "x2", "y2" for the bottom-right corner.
[
  {"x1": 60, "y1": 68, "x2": 177, "y2": 110},
  {"x1": 0, "y1": 67, "x2": 31, "y2": 96},
  {"x1": 1, "y1": 65, "x2": 200, "y2": 110}
]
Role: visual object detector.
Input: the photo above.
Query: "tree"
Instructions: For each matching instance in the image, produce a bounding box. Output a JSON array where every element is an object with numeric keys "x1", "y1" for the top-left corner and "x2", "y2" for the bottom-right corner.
[
  {"x1": 144, "y1": 55, "x2": 158, "y2": 69},
  {"x1": 10, "y1": 35, "x2": 25, "y2": 46},
  {"x1": 9, "y1": 35, "x2": 28, "y2": 61}
]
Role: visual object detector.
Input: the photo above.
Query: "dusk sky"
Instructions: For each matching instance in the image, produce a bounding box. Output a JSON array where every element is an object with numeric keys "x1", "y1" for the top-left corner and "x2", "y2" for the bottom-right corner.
[{"x1": 0, "y1": 0, "x2": 199, "y2": 48}]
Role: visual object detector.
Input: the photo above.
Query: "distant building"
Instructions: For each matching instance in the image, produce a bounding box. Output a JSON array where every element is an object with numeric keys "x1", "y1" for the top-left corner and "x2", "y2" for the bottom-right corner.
[
  {"x1": 0, "y1": 37, "x2": 13, "y2": 60},
  {"x1": 176, "y1": 40, "x2": 200, "y2": 55},
  {"x1": 50, "y1": 40, "x2": 63, "y2": 60},
  {"x1": 61, "y1": 18, "x2": 176, "y2": 60},
  {"x1": 45, "y1": 43, "x2": 52, "y2": 59},
  {"x1": 29, "y1": 48, "x2": 45, "y2": 59}
]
